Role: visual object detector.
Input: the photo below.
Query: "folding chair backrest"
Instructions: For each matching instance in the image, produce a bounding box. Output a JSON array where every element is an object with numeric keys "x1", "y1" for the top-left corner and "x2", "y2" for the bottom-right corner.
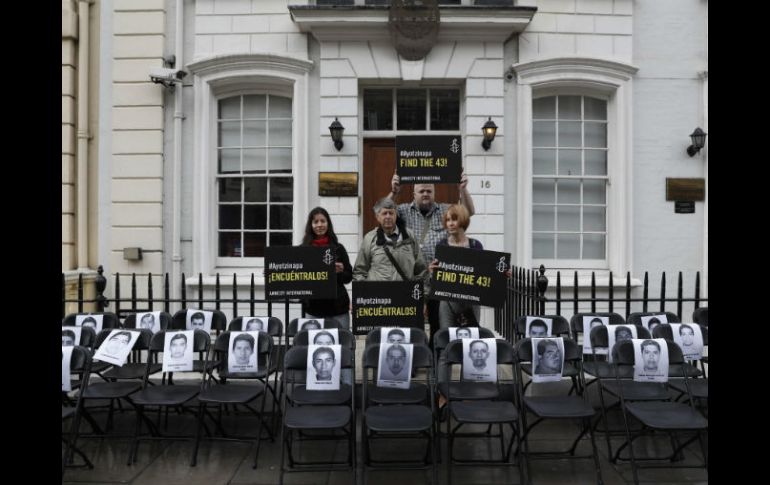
[
  {"x1": 63, "y1": 312, "x2": 121, "y2": 329},
  {"x1": 365, "y1": 326, "x2": 428, "y2": 347},
  {"x1": 68, "y1": 345, "x2": 92, "y2": 374},
  {"x1": 294, "y1": 328, "x2": 356, "y2": 349},
  {"x1": 653, "y1": 323, "x2": 707, "y2": 346},
  {"x1": 589, "y1": 324, "x2": 648, "y2": 354},
  {"x1": 61, "y1": 325, "x2": 96, "y2": 348},
  {"x1": 228, "y1": 316, "x2": 283, "y2": 338},
  {"x1": 432, "y1": 327, "x2": 495, "y2": 354},
  {"x1": 287, "y1": 317, "x2": 343, "y2": 338},
  {"x1": 692, "y1": 307, "x2": 708, "y2": 327},
  {"x1": 444, "y1": 338, "x2": 515, "y2": 366},
  {"x1": 515, "y1": 337, "x2": 582, "y2": 364},
  {"x1": 211, "y1": 330, "x2": 273, "y2": 371},
  {"x1": 122, "y1": 311, "x2": 172, "y2": 331},
  {"x1": 170, "y1": 309, "x2": 227, "y2": 332},
  {"x1": 94, "y1": 327, "x2": 153, "y2": 350},
  {"x1": 569, "y1": 312, "x2": 625, "y2": 340},
  {"x1": 150, "y1": 329, "x2": 210, "y2": 353},
  {"x1": 283, "y1": 345, "x2": 355, "y2": 372},
  {"x1": 515, "y1": 314, "x2": 571, "y2": 339},
  {"x1": 627, "y1": 311, "x2": 680, "y2": 325},
  {"x1": 613, "y1": 339, "x2": 684, "y2": 368},
  {"x1": 363, "y1": 343, "x2": 433, "y2": 371}
]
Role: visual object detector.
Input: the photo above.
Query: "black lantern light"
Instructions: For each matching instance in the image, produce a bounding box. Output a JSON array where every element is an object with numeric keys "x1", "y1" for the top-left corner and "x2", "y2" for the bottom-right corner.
[
  {"x1": 686, "y1": 127, "x2": 707, "y2": 157},
  {"x1": 329, "y1": 117, "x2": 344, "y2": 151},
  {"x1": 481, "y1": 117, "x2": 497, "y2": 151}
]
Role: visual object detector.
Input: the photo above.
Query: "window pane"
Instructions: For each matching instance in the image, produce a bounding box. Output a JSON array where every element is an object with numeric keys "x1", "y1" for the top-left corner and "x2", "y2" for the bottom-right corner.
[
  {"x1": 558, "y1": 122, "x2": 581, "y2": 147},
  {"x1": 219, "y1": 97, "x2": 240, "y2": 119},
  {"x1": 244, "y1": 232, "x2": 266, "y2": 257},
  {"x1": 268, "y1": 120, "x2": 292, "y2": 146},
  {"x1": 533, "y1": 121, "x2": 556, "y2": 147},
  {"x1": 243, "y1": 149, "x2": 266, "y2": 173},
  {"x1": 270, "y1": 177, "x2": 293, "y2": 202},
  {"x1": 558, "y1": 149, "x2": 581, "y2": 176},
  {"x1": 533, "y1": 149, "x2": 556, "y2": 175},
  {"x1": 270, "y1": 205, "x2": 293, "y2": 229},
  {"x1": 243, "y1": 121, "x2": 266, "y2": 147},
  {"x1": 219, "y1": 178, "x2": 241, "y2": 202},
  {"x1": 244, "y1": 177, "x2": 267, "y2": 202},
  {"x1": 584, "y1": 97, "x2": 606, "y2": 121},
  {"x1": 397, "y1": 89, "x2": 426, "y2": 130},
  {"x1": 533, "y1": 205, "x2": 554, "y2": 231},
  {"x1": 557, "y1": 179, "x2": 580, "y2": 204},
  {"x1": 585, "y1": 122, "x2": 607, "y2": 148},
  {"x1": 219, "y1": 206, "x2": 241, "y2": 230},
  {"x1": 268, "y1": 148, "x2": 292, "y2": 173},
  {"x1": 269, "y1": 96, "x2": 292, "y2": 118},
  {"x1": 558, "y1": 96, "x2": 581, "y2": 120},
  {"x1": 533, "y1": 233, "x2": 555, "y2": 259},
  {"x1": 556, "y1": 206, "x2": 580, "y2": 231},
  {"x1": 244, "y1": 205, "x2": 267, "y2": 229},
  {"x1": 269, "y1": 232, "x2": 293, "y2": 247},
  {"x1": 583, "y1": 179, "x2": 606, "y2": 204},
  {"x1": 533, "y1": 96, "x2": 555, "y2": 119},
  {"x1": 430, "y1": 89, "x2": 460, "y2": 130},
  {"x1": 218, "y1": 149, "x2": 240, "y2": 174},
  {"x1": 243, "y1": 95, "x2": 266, "y2": 119},
  {"x1": 585, "y1": 150, "x2": 607, "y2": 175},
  {"x1": 533, "y1": 179, "x2": 555, "y2": 203},
  {"x1": 583, "y1": 206, "x2": 606, "y2": 231},
  {"x1": 582, "y1": 234, "x2": 606, "y2": 259},
  {"x1": 218, "y1": 121, "x2": 240, "y2": 147},
  {"x1": 557, "y1": 234, "x2": 580, "y2": 258},
  {"x1": 219, "y1": 232, "x2": 241, "y2": 257},
  {"x1": 363, "y1": 89, "x2": 393, "y2": 131}
]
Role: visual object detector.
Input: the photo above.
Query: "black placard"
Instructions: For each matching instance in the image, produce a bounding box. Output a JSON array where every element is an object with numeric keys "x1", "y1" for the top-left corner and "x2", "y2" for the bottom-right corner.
[
  {"x1": 265, "y1": 246, "x2": 337, "y2": 300},
  {"x1": 352, "y1": 281, "x2": 424, "y2": 335},
  {"x1": 675, "y1": 201, "x2": 695, "y2": 214},
  {"x1": 395, "y1": 135, "x2": 462, "y2": 184},
  {"x1": 428, "y1": 246, "x2": 511, "y2": 308}
]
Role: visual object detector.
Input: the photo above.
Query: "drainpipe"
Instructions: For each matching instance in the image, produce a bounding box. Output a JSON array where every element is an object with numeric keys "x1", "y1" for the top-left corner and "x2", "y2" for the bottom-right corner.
[
  {"x1": 76, "y1": 0, "x2": 93, "y2": 270},
  {"x1": 171, "y1": 0, "x2": 185, "y2": 297}
]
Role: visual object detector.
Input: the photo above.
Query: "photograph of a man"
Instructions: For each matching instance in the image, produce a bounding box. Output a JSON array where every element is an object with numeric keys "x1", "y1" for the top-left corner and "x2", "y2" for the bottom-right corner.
[
  {"x1": 672, "y1": 323, "x2": 703, "y2": 361},
  {"x1": 633, "y1": 338, "x2": 669, "y2": 382},
  {"x1": 640, "y1": 315, "x2": 667, "y2": 333},
  {"x1": 162, "y1": 330, "x2": 194, "y2": 372},
  {"x1": 462, "y1": 338, "x2": 497, "y2": 382},
  {"x1": 526, "y1": 317, "x2": 552, "y2": 338},
  {"x1": 76, "y1": 314, "x2": 103, "y2": 333},
  {"x1": 377, "y1": 343, "x2": 413, "y2": 389},
  {"x1": 306, "y1": 344, "x2": 341, "y2": 390},
  {"x1": 381, "y1": 327, "x2": 411, "y2": 344},
  {"x1": 299, "y1": 318, "x2": 324, "y2": 331},
  {"x1": 228, "y1": 332, "x2": 257, "y2": 373},
  {"x1": 606, "y1": 324, "x2": 637, "y2": 363},
  {"x1": 186, "y1": 310, "x2": 213, "y2": 331},
  {"x1": 138, "y1": 312, "x2": 160, "y2": 333},
  {"x1": 449, "y1": 326, "x2": 479, "y2": 341},
  {"x1": 581, "y1": 316, "x2": 609, "y2": 354},
  {"x1": 244, "y1": 317, "x2": 267, "y2": 332},
  {"x1": 533, "y1": 338, "x2": 563, "y2": 373},
  {"x1": 62, "y1": 329, "x2": 77, "y2": 347},
  {"x1": 309, "y1": 329, "x2": 337, "y2": 346},
  {"x1": 94, "y1": 329, "x2": 139, "y2": 366}
]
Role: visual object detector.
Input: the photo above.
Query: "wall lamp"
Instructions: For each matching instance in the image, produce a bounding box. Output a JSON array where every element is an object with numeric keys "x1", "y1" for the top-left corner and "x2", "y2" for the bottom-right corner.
[
  {"x1": 481, "y1": 117, "x2": 498, "y2": 151},
  {"x1": 686, "y1": 127, "x2": 707, "y2": 157},
  {"x1": 329, "y1": 118, "x2": 344, "y2": 151}
]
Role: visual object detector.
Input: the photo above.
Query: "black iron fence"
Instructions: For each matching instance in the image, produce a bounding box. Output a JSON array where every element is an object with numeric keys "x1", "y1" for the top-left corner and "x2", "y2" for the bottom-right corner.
[{"x1": 494, "y1": 265, "x2": 708, "y2": 342}]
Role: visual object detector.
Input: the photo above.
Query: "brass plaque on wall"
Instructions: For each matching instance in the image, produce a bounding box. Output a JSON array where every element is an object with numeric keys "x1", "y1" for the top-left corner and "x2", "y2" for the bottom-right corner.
[
  {"x1": 665, "y1": 178, "x2": 705, "y2": 201},
  {"x1": 319, "y1": 172, "x2": 359, "y2": 197}
]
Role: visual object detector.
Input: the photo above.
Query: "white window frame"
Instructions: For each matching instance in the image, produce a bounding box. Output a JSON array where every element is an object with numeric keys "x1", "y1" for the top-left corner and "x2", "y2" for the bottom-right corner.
[
  {"x1": 512, "y1": 57, "x2": 638, "y2": 276},
  {"x1": 188, "y1": 53, "x2": 313, "y2": 277}
]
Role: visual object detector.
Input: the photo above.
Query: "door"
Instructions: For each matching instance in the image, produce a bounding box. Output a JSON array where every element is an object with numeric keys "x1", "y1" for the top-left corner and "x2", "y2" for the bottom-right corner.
[{"x1": 362, "y1": 138, "x2": 459, "y2": 235}]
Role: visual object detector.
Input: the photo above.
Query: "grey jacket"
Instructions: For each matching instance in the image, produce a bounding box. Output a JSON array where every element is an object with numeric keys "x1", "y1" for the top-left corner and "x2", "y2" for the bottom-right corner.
[{"x1": 353, "y1": 223, "x2": 428, "y2": 284}]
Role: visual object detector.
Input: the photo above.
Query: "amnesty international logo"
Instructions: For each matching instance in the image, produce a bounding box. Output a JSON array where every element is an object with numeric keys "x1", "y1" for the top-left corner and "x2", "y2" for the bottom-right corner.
[
  {"x1": 412, "y1": 283, "x2": 422, "y2": 301},
  {"x1": 449, "y1": 138, "x2": 460, "y2": 154},
  {"x1": 322, "y1": 249, "x2": 334, "y2": 265},
  {"x1": 496, "y1": 256, "x2": 508, "y2": 273}
]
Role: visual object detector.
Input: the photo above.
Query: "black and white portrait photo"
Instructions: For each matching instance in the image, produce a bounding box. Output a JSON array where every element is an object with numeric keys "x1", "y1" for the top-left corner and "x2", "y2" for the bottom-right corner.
[
  {"x1": 298, "y1": 318, "x2": 325, "y2": 331},
  {"x1": 306, "y1": 344, "x2": 341, "y2": 391},
  {"x1": 448, "y1": 326, "x2": 479, "y2": 341},
  {"x1": 162, "y1": 330, "x2": 194, "y2": 372},
  {"x1": 380, "y1": 327, "x2": 410, "y2": 344},
  {"x1": 228, "y1": 331, "x2": 259, "y2": 373},
  {"x1": 62, "y1": 346, "x2": 74, "y2": 392},
  {"x1": 633, "y1": 338, "x2": 669, "y2": 382},
  {"x1": 671, "y1": 323, "x2": 704, "y2": 361},
  {"x1": 76, "y1": 314, "x2": 104, "y2": 333},
  {"x1": 186, "y1": 309, "x2": 214, "y2": 332},
  {"x1": 532, "y1": 337, "x2": 565, "y2": 383},
  {"x1": 525, "y1": 316, "x2": 553, "y2": 338},
  {"x1": 93, "y1": 329, "x2": 140, "y2": 366},
  {"x1": 138, "y1": 311, "x2": 161, "y2": 333},
  {"x1": 462, "y1": 338, "x2": 497, "y2": 382},
  {"x1": 606, "y1": 324, "x2": 637, "y2": 363},
  {"x1": 61, "y1": 326, "x2": 82, "y2": 347},
  {"x1": 582, "y1": 316, "x2": 609, "y2": 354},
  {"x1": 244, "y1": 316, "x2": 269, "y2": 332},
  {"x1": 376, "y1": 343, "x2": 413, "y2": 389},
  {"x1": 309, "y1": 328, "x2": 338, "y2": 346},
  {"x1": 640, "y1": 314, "x2": 668, "y2": 333}
]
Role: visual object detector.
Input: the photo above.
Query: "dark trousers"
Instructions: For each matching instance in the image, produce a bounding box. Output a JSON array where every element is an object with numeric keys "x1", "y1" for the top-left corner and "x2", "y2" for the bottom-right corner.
[{"x1": 426, "y1": 298, "x2": 441, "y2": 338}]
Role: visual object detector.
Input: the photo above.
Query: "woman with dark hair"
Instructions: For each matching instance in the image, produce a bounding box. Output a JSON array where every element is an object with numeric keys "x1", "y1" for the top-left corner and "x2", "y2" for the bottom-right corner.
[{"x1": 301, "y1": 207, "x2": 353, "y2": 330}]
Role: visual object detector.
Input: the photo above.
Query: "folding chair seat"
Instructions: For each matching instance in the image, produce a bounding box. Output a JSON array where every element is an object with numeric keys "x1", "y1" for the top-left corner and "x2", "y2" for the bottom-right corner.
[
  {"x1": 63, "y1": 312, "x2": 121, "y2": 377},
  {"x1": 612, "y1": 340, "x2": 708, "y2": 484},
  {"x1": 515, "y1": 337, "x2": 602, "y2": 485},
  {"x1": 127, "y1": 329, "x2": 211, "y2": 465},
  {"x1": 279, "y1": 345, "x2": 356, "y2": 484},
  {"x1": 191, "y1": 331, "x2": 274, "y2": 468},
  {"x1": 361, "y1": 343, "x2": 437, "y2": 485},
  {"x1": 443, "y1": 339, "x2": 525, "y2": 485},
  {"x1": 62, "y1": 346, "x2": 94, "y2": 479},
  {"x1": 432, "y1": 327, "x2": 498, "y2": 402}
]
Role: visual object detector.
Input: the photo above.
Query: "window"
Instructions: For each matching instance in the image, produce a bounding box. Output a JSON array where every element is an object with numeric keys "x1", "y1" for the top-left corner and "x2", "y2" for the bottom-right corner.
[
  {"x1": 363, "y1": 88, "x2": 460, "y2": 131},
  {"x1": 216, "y1": 94, "x2": 293, "y2": 258},
  {"x1": 532, "y1": 95, "x2": 608, "y2": 262}
]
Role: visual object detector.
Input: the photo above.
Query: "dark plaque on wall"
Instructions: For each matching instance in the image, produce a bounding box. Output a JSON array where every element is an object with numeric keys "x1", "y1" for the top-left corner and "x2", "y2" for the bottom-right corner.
[
  {"x1": 395, "y1": 135, "x2": 462, "y2": 184},
  {"x1": 674, "y1": 201, "x2": 695, "y2": 214},
  {"x1": 666, "y1": 178, "x2": 705, "y2": 201}
]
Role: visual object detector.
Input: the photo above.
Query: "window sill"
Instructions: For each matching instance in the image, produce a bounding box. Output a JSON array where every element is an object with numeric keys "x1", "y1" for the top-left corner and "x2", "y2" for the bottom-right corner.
[{"x1": 535, "y1": 270, "x2": 643, "y2": 289}]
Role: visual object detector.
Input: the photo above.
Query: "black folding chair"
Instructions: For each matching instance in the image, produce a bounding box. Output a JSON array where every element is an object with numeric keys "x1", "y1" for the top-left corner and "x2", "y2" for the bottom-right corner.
[
  {"x1": 62, "y1": 345, "x2": 93, "y2": 479},
  {"x1": 514, "y1": 316, "x2": 577, "y2": 394},
  {"x1": 63, "y1": 312, "x2": 121, "y2": 380},
  {"x1": 652, "y1": 324, "x2": 708, "y2": 410},
  {"x1": 361, "y1": 343, "x2": 437, "y2": 485}
]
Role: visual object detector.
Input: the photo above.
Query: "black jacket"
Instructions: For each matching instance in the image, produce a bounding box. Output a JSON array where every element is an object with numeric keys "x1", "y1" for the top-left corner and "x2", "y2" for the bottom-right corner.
[{"x1": 302, "y1": 243, "x2": 352, "y2": 317}]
